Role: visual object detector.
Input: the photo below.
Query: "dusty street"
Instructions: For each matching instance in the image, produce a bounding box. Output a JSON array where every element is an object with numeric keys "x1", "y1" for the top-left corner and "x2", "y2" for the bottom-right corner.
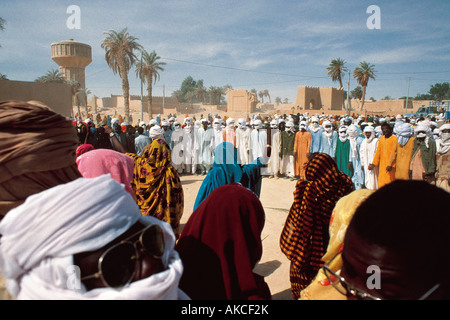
[{"x1": 179, "y1": 174, "x2": 296, "y2": 300}]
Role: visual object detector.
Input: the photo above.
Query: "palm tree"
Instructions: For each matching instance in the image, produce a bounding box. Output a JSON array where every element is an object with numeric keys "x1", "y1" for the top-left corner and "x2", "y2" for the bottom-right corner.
[
  {"x1": 263, "y1": 89, "x2": 271, "y2": 103},
  {"x1": 101, "y1": 28, "x2": 142, "y2": 123},
  {"x1": 135, "y1": 49, "x2": 166, "y2": 118},
  {"x1": 194, "y1": 80, "x2": 207, "y2": 104},
  {"x1": 258, "y1": 91, "x2": 264, "y2": 103},
  {"x1": 35, "y1": 69, "x2": 66, "y2": 83},
  {"x1": 275, "y1": 97, "x2": 282, "y2": 105},
  {"x1": 353, "y1": 61, "x2": 376, "y2": 111},
  {"x1": 0, "y1": 73, "x2": 8, "y2": 80},
  {"x1": 76, "y1": 87, "x2": 92, "y2": 119},
  {"x1": 327, "y1": 58, "x2": 347, "y2": 89},
  {"x1": 0, "y1": 17, "x2": 5, "y2": 48}
]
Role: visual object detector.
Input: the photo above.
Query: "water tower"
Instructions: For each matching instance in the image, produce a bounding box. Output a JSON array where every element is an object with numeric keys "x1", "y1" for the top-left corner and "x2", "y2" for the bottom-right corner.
[{"x1": 51, "y1": 39, "x2": 92, "y2": 88}]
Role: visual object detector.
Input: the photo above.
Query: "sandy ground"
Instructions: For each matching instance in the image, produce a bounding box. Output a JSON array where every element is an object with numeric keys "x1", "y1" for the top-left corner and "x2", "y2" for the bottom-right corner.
[{"x1": 179, "y1": 173, "x2": 296, "y2": 300}]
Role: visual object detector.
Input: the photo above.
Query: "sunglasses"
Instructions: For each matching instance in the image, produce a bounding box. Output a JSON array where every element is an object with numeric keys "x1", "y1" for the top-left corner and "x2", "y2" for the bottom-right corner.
[
  {"x1": 322, "y1": 250, "x2": 441, "y2": 300},
  {"x1": 80, "y1": 224, "x2": 165, "y2": 288}
]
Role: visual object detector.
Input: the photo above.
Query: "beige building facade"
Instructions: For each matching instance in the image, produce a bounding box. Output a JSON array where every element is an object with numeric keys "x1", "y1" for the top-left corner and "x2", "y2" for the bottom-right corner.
[
  {"x1": 295, "y1": 85, "x2": 345, "y2": 110},
  {"x1": 0, "y1": 79, "x2": 73, "y2": 117},
  {"x1": 226, "y1": 89, "x2": 257, "y2": 114}
]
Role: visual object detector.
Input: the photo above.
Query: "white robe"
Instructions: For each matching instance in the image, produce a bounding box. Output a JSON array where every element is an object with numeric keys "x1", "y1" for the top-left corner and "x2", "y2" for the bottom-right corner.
[
  {"x1": 213, "y1": 128, "x2": 223, "y2": 150},
  {"x1": 182, "y1": 126, "x2": 194, "y2": 172},
  {"x1": 268, "y1": 129, "x2": 280, "y2": 176},
  {"x1": 171, "y1": 128, "x2": 184, "y2": 172},
  {"x1": 360, "y1": 137, "x2": 379, "y2": 190},
  {"x1": 195, "y1": 127, "x2": 215, "y2": 170},
  {"x1": 236, "y1": 127, "x2": 250, "y2": 164},
  {"x1": 249, "y1": 129, "x2": 267, "y2": 163}
]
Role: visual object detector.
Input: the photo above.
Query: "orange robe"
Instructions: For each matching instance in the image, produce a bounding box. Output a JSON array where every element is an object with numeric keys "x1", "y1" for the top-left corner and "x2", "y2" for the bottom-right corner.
[
  {"x1": 388, "y1": 137, "x2": 415, "y2": 180},
  {"x1": 372, "y1": 135, "x2": 398, "y2": 188},
  {"x1": 294, "y1": 130, "x2": 311, "y2": 179}
]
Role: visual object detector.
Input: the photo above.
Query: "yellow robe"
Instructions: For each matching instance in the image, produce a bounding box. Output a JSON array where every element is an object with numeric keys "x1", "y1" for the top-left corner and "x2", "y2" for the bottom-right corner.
[
  {"x1": 388, "y1": 137, "x2": 415, "y2": 180},
  {"x1": 372, "y1": 135, "x2": 398, "y2": 188}
]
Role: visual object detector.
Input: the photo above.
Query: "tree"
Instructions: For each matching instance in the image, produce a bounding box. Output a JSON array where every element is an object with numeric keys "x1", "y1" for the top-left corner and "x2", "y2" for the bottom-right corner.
[
  {"x1": 327, "y1": 58, "x2": 347, "y2": 89},
  {"x1": 263, "y1": 89, "x2": 271, "y2": 103},
  {"x1": 0, "y1": 73, "x2": 8, "y2": 80},
  {"x1": 0, "y1": 17, "x2": 5, "y2": 48},
  {"x1": 353, "y1": 61, "x2": 376, "y2": 111},
  {"x1": 135, "y1": 49, "x2": 166, "y2": 118},
  {"x1": 275, "y1": 97, "x2": 282, "y2": 105},
  {"x1": 429, "y1": 82, "x2": 450, "y2": 101},
  {"x1": 35, "y1": 69, "x2": 67, "y2": 83},
  {"x1": 351, "y1": 85, "x2": 363, "y2": 100},
  {"x1": 75, "y1": 87, "x2": 91, "y2": 119},
  {"x1": 258, "y1": 91, "x2": 264, "y2": 103},
  {"x1": 195, "y1": 80, "x2": 207, "y2": 104},
  {"x1": 101, "y1": 28, "x2": 142, "y2": 123}
]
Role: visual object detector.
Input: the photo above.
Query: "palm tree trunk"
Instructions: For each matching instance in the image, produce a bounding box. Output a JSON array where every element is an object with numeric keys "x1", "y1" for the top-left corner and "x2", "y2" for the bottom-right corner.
[
  {"x1": 360, "y1": 86, "x2": 367, "y2": 111},
  {"x1": 121, "y1": 72, "x2": 130, "y2": 123},
  {"x1": 338, "y1": 76, "x2": 343, "y2": 90},
  {"x1": 146, "y1": 75, "x2": 153, "y2": 118}
]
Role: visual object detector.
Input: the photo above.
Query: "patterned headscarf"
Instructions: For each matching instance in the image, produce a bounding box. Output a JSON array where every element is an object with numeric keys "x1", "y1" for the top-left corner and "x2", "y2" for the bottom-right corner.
[
  {"x1": 129, "y1": 139, "x2": 184, "y2": 239},
  {"x1": 280, "y1": 153, "x2": 354, "y2": 299}
]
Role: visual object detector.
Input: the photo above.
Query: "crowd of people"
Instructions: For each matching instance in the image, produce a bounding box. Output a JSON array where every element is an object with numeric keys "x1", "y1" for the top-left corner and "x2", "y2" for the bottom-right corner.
[
  {"x1": 77, "y1": 109, "x2": 449, "y2": 193},
  {"x1": 0, "y1": 99, "x2": 449, "y2": 301}
]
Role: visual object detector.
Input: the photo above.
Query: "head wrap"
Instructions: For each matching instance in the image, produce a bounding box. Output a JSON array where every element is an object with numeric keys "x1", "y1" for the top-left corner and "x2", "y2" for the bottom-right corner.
[
  {"x1": 193, "y1": 142, "x2": 262, "y2": 211},
  {"x1": 0, "y1": 100, "x2": 81, "y2": 217},
  {"x1": 300, "y1": 189, "x2": 373, "y2": 300},
  {"x1": 226, "y1": 118, "x2": 235, "y2": 128},
  {"x1": 176, "y1": 183, "x2": 271, "y2": 300},
  {"x1": 396, "y1": 123, "x2": 413, "y2": 147},
  {"x1": 253, "y1": 120, "x2": 263, "y2": 129},
  {"x1": 0, "y1": 174, "x2": 186, "y2": 300},
  {"x1": 363, "y1": 125, "x2": 376, "y2": 143},
  {"x1": 76, "y1": 149, "x2": 135, "y2": 200},
  {"x1": 338, "y1": 126, "x2": 348, "y2": 143},
  {"x1": 75, "y1": 144, "x2": 95, "y2": 158},
  {"x1": 280, "y1": 153, "x2": 354, "y2": 299},
  {"x1": 149, "y1": 125, "x2": 165, "y2": 140},
  {"x1": 437, "y1": 123, "x2": 450, "y2": 154}
]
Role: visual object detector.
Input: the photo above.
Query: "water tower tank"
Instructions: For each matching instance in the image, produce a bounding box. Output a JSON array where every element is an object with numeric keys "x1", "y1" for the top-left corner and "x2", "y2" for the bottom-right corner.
[{"x1": 51, "y1": 39, "x2": 92, "y2": 88}]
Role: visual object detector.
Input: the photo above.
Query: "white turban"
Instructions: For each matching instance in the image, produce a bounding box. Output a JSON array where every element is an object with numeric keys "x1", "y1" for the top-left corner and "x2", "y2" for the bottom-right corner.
[
  {"x1": 338, "y1": 125, "x2": 348, "y2": 142},
  {"x1": 161, "y1": 121, "x2": 170, "y2": 127},
  {"x1": 438, "y1": 124, "x2": 450, "y2": 154},
  {"x1": 347, "y1": 125, "x2": 359, "y2": 157},
  {"x1": 364, "y1": 125, "x2": 376, "y2": 143},
  {"x1": 149, "y1": 125, "x2": 165, "y2": 140},
  {"x1": 253, "y1": 120, "x2": 263, "y2": 129},
  {"x1": 183, "y1": 117, "x2": 192, "y2": 125},
  {"x1": 149, "y1": 119, "x2": 157, "y2": 126},
  {"x1": 0, "y1": 175, "x2": 187, "y2": 300},
  {"x1": 226, "y1": 118, "x2": 235, "y2": 128},
  {"x1": 396, "y1": 123, "x2": 413, "y2": 147},
  {"x1": 415, "y1": 124, "x2": 428, "y2": 138}
]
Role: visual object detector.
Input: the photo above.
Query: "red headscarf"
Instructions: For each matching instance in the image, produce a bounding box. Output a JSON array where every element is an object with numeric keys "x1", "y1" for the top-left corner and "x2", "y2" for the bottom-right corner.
[
  {"x1": 75, "y1": 144, "x2": 95, "y2": 158},
  {"x1": 175, "y1": 183, "x2": 271, "y2": 300}
]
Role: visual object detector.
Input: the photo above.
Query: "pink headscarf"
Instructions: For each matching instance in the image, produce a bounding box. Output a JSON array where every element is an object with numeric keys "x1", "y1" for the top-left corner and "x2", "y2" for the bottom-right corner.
[{"x1": 76, "y1": 149, "x2": 135, "y2": 199}]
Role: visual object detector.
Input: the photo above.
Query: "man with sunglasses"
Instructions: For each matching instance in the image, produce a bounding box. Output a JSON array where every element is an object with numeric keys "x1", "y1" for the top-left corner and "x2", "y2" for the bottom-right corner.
[
  {"x1": 322, "y1": 180, "x2": 450, "y2": 300},
  {"x1": 0, "y1": 174, "x2": 188, "y2": 300},
  {"x1": 410, "y1": 124, "x2": 437, "y2": 183}
]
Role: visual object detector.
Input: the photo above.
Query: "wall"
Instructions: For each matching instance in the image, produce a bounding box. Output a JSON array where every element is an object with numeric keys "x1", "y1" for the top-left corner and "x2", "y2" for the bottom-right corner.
[
  {"x1": 226, "y1": 89, "x2": 257, "y2": 113},
  {"x1": 296, "y1": 86, "x2": 344, "y2": 110},
  {"x1": 0, "y1": 79, "x2": 73, "y2": 117}
]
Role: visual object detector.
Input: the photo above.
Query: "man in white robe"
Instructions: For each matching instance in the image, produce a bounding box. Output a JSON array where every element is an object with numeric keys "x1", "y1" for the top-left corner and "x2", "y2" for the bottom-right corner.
[
  {"x1": 236, "y1": 118, "x2": 250, "y2": 164},
  {"x1": 171, "y1": 121, "x2": 184, "y2": 173},
  {"x1": 195, "y1": 119, "x2": 215, "y2": 175},
  {"x1": 360, "y1": 126, "x2": 379, "y2": 190},
  {"x1": 182, "y1": 117, "x2": 195, "y2": 174},
  {"x1": 212, "y1": 118, "x2": 223, "y2": 151},
  {"x1": 249, "y1": 119, "x2": 267, "y2": 163},
  {"x1": 268, "y1": 119, "x2": 280, "y2": 178}
]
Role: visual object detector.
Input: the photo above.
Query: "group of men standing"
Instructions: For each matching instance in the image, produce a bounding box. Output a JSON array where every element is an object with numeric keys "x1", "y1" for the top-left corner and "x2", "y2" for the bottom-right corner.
[{"x1": 98, "y1": 111, "x2": 449, "y2": 193}]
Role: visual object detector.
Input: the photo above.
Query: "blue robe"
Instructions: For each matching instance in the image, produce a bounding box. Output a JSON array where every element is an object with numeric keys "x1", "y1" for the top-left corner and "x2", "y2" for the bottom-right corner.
[
  {"x1": 319, "y1": 131, "x2": 338, "y2": 158},
  {"x1": 349, "y1": 136, "x2": 365, "y2": 189},
  {"x1": 309, "y1": 127, "x2": 323, "y2": 154},
  {"x1": 193, "y1": 142, "x2": 262, "y2": 211}
]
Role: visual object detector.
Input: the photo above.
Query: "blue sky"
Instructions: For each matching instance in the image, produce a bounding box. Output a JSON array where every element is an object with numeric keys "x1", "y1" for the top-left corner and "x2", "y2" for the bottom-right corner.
[{"x1": 1, "y1": 0, "x2": 450, "y2": 103}]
